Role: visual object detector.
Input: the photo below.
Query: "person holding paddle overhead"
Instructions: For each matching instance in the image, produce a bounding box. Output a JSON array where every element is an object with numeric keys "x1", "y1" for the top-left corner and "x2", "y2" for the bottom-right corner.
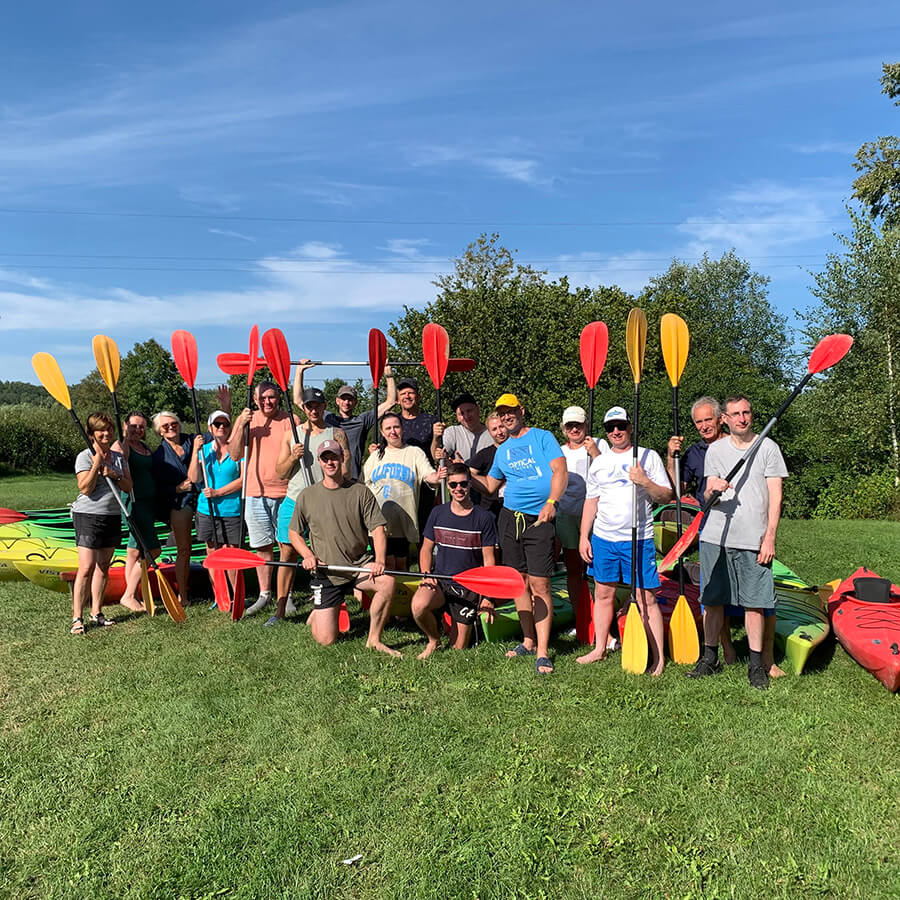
[
  {"x1": 687, "y1": 395, "x2": 788, "y2": 690},
  {"x1": 577, "y1": 407, "x2": 673, "y2": 673},
  {"x1": 288, "y1": 440, "x2": 396, "y2": 654},
  {"x1": 472, "y1": 393, "x2": 567, "y2": 675}
]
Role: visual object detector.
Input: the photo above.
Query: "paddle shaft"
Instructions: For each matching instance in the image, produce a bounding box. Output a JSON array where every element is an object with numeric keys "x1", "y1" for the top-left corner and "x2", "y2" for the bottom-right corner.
[
  {"x1": 672, "y1": 384, "x2": 684, "y2": 597},
  {"x1": 588, "y1": 389, "x2": 595, "y2": 438},
  {"x1": 631, "y1": 382, "x2": 640, "y2": 602},
  {"x1": 238, "y1": 381, "x2": 253, "y2": 547}
]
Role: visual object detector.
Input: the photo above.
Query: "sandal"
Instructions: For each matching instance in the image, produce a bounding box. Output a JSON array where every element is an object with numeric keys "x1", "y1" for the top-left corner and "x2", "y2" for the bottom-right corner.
[
  {"x1": 535, "y1": 656, "x2": 554, "y2": 675},
  {"x1": 89, "y1": 613, "x2": 115, "y2": 628},
  {"x1": 70, "y1": 617, "x2": 85, "y2": 636},
  {"x1": 506, "y1": 642, "x2": 536, "y2": 658}
]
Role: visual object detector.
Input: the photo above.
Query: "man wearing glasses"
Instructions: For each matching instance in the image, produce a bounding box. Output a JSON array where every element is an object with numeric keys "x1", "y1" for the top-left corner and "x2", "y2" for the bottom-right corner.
[
  {"x1": 229, "y1": 381, "x2": 298, "y2": 616},
  {"x1": 577, "y1": 407, "x2": 672, "y2": 673},
  {"x1": 473, "y1": 393, "x2": 567, "y2": 675},
  {"x1": 411, "y1": 462, "x2": 498, "y2": 659},
  {"x1": 688, "y1": 396, "x2": 788, "y2": 690}
]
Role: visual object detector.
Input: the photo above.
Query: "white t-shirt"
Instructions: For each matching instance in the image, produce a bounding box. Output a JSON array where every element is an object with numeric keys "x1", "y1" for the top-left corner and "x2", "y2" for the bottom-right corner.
[
  {"x1": 558, "y1": 439, "x2": 608, "y2": 516},
  {"x1": 585, "y1": 446, "x2": 669, "y2": 542}
]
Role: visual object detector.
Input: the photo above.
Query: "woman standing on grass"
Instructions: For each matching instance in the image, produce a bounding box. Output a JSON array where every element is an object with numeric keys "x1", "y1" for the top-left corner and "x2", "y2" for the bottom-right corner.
[
  {"x1": 70, "y1": 412, "x2": 133, "y2": 634},
  {"x1": 152, "y1": 411, "x2": 197, "y2": 608},
  {"x1": 116, "y1": 411, "x2": 162, "y2": 611},
  {"x1": 363, "y1": 412, "x2": 443, "y2": 571}
]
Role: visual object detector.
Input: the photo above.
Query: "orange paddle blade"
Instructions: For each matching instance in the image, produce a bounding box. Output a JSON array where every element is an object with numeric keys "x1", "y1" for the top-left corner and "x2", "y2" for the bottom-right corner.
[
  {"x1": 668, "y1": 593, "x2": 700, "y2": 664},
  {"x1": 32, "y1": 353, "x2": 72, "y2": 410},
  {"x1": 155, "y1": 567, "x2": 186, "y2": 623},
  {"x1": 660, "y1": 314, "x2": 689, "y2": 387},
  {"x1": 621, "y1": 603, "x2": 648, "y2": 673},
  {"x1": 92, "y1": 335, "x2": 121, "y2": 393},
  {"x1": 658, "y1": 513, "x2": 704, "y2": 572},
  {"x1": 625, "y1": 308, "x2": 648, "y2": 386},
  {"x1": 217, "y1": 353, "x2": 265, "y2": 376},
  {"x1": 171, "y1": 330, "x2": 199, "y2": 389}
]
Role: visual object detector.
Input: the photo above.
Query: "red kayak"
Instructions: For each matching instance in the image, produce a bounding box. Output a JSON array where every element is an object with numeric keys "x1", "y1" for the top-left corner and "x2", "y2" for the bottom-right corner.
[
  {"x1": 827, "y1": 567, "x2": 900, "y2": 692},
  {"x1": 615, "y1": 576, "x2": 702, "y2": 643}
]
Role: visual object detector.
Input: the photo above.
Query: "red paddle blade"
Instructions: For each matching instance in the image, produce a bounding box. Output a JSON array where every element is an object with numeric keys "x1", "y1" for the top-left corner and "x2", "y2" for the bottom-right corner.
[
  {"x1": 808, "y1": 333, "x2": 853, "y2": 374},
  {"x1": 339, "y1": 601, "x2": 351, "y2": 633},
  {"x1": 658, "y1": 513, "x2": 704, "y2": 572},
  {"x1": 248, "y1": 325, "x2": 260, "y2": 387},
  {"x1": 212, "y1": 568, "x2": 231, "y2": 612},
  {"x1": 217, "y1": 353, "x2": 266, "y2": 376},
  {"x1": 232, "y1": 580, "x2": 245, "y2": 621},
  {"x1": 171, "y1": 330, "x2": 199, "y2": 389},
  {"x1": 261, "y1": 328, "x2": 292, "y2": 391},
  {"x1": 368, "y1": 328, "x2": 388, "y2": 386},
  {"x1": 204, "y1": 547, "x2": 264, "y2": 570},
  {"x1": 0, "y1": 508, "x2": 27, "y2": 524},
  {"x1": 447, "y1": 358, "x2": 476, "y2": 373},
  {"x1": 453, "y1": 565, "x2": 525, "y2": 600},
  {"x1": 579, "y1": 322, "x2": 609, "y2": 388},
  {"x1": 422, "y1": 323, "x2": 450, "y2": 389}
]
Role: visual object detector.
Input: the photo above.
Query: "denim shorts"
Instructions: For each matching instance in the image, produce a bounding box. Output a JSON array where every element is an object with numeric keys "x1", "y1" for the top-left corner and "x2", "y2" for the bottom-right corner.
[{"x1": 245, "y1": 495, "x2": 283, "y2": 548}]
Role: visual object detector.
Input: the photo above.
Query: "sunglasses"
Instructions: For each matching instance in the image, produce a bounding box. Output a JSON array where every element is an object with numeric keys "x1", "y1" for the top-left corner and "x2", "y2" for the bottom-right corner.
[
  {"x1": 448, "y1": 480, "x2": 469, "y2": 489},
  {"x1": 211, "y1": 421, "x2": 229, "y2": 428},
  {"x1": 604, "y1": 422, "x2": 628, "y2": 433},
  {"x1": 564, "y1": 422, "x2": 585, "y2": 430},
  {"x1": 160, "y1": 422, "x2": 179, "y2": 430}
]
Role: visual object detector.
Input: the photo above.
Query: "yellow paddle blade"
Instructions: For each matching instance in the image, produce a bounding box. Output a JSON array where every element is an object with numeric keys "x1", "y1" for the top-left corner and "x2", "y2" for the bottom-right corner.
[
  {"x1": 156, "y1": 568, "x2": 186, "y2": 623},
  {"x1": 32, "y1": 352, "x2": 72, "y2": 410},
  {"x1": 92, "y1": 335, "x2": 121, "y2": 393},
  {"x1": 625, "y1": 308, "x2": 648, "y2": 385},
  {"x1": 140, "y1": 560, "x2": 155, "y2": 616},
  {"x1": 621, "y1": 602, "x2": 648, "y2": 673},
  {"x1": 660, "y1": 313, "x2": 689, "y2": 387},
  {"x1": 668, "y1": 593, "x2": 700, "y2": 664}
]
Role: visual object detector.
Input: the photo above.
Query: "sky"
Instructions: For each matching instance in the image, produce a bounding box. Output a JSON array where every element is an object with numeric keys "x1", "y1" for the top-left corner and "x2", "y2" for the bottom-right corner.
[{"x1": 1, "y1": 0, "x2": 899, "y2": 392}]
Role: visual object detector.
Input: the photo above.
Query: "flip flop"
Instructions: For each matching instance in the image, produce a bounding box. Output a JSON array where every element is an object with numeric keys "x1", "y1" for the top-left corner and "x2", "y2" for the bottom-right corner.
[
  {"x1": 535, "y1": 656, "x2": 554, "y2": 675},
  {"x1": 507, "y1": 642, "x2": 536, "y2": 657}
]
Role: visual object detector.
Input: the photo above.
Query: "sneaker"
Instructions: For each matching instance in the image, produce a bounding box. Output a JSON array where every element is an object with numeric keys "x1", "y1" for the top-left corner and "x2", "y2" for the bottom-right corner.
[
  {"x1": 244, "y1": 591, "x2": 272, "y2": 617},
  {"x1": 685, "y1": 657, "x2": 723, "y2": 678},
  {"x1": 748, "y1": 664, "x2": 769, "y2": 690},
  {"x1": 285, "y1": 598, "x2": 298, "y2": 616},
  {"x1": 606, "y1": 637, "x2": 620, "y2": 652},
  {"x1": 208, "y1": 600, "x2": 218, "y2": 611},
  {"x1": 264, "y1": 615, "x2": 281, "y2": 627}
]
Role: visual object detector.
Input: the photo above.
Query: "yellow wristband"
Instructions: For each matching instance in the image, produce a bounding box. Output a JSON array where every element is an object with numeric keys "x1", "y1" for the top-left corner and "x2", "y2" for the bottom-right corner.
[{"x1": 546, "y1": 498, "x2": 556, "y2": 505}]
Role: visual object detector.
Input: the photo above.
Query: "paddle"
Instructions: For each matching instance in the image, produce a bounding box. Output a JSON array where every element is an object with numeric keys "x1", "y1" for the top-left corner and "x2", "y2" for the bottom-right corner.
[
  {"x1": 658, "y1": 333, "x2": 855, "y2": 572},
  {"x1": 203, "y1": 547, "x2": 526, "y2": 599},
  {"x1": 622, "y1": 308, "x2": 649, "y2": 674},
  {"x1": 368, "y1": 328, "x2": 388, "y2": 445},
  {"x1": 660, "y1": 313, "x2": 699, "y2": 664},
  {"x1": 92, "y1": 335, "x2": 123, "y2": 441},
  {"x1": 216, "y1": 353, "x2": 476, "y2": 375},
  {"x1": 422, "y1": 323, "x2": 450, "y2": 501},
  {"x1": 30, "y1": 352, "x2": 185, "y2": 623},
  {"x1": 232, "y1": 325, "x2": 257, "y2": 621},
  {"x1": 0, "y1": 509, "x2": 28, "y2": 524},
  {"x1": 261, "y1": 328, "x2": 300, "y2": 444}
]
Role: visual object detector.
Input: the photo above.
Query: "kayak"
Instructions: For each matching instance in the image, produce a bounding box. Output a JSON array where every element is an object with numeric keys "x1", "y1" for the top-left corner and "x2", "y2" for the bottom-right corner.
[
  {"x1": 827, "y1": 567, "x2": 900, "y2": 692},
  {"x1": 652, "y1": 503, "x2": 700, "y2": 555},
  {"x1": 14, "y1": 549, "x2": 129, "y2": 593},
  {"x1": 772, "y1": 584, "x2": 831, "y2": 675},
  {"x1": 59, "y1": 562, "x2": 201, "y2": 605},
  {"x1": 479, "y1": 575, "x2": 575, "y2": 643},
  {"x1": 0, "y1": 538, "x2": 55, "y2": 581}
]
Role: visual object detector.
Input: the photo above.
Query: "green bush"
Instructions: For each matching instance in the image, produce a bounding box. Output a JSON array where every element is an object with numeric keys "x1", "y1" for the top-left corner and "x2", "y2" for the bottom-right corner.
[
  {"x1": 0, "y1": 404, "x2": 86, "y2": 473},
  {"x1": 813, "y1": 469, "x2": 900, "y2": 520}
]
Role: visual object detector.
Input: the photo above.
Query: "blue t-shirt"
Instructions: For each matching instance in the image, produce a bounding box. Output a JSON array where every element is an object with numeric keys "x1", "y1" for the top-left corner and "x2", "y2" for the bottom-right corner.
[
  {"x1": 488, "y1": 427, "x2": 563, "y2": 516},
  {"x1": 424, "y1": 503, "x2": 498, "y2": 576},
  {"x1": 197, "y1": 443, "x2": 241, "y2": 517},
  {"x1": 682, "y1": 442, "x2": 709, "y2": 503}
]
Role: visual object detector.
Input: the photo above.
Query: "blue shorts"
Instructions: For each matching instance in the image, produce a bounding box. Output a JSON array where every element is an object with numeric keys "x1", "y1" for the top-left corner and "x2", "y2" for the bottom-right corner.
[
  {"x1": 245, "y1": 495, "x2": 283, "y2": 549},
  {"x1": 589, "y1": 536, "x2": 660, "y2": 591},
  {"x1": 276, "y1": 496, "x2": 296, "y2": 545}
]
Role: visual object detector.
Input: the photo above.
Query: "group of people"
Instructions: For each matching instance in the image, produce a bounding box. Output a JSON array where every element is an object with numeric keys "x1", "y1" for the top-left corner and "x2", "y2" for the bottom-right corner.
[{"x1": 69, "y1": 361, "x2": 789, "y2": 689}]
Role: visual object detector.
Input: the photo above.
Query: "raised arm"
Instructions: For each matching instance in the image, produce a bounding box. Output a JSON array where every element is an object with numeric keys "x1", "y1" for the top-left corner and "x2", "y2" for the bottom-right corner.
[{"x1": 376, "y1": 365, "x2": 397, "y2": 416}]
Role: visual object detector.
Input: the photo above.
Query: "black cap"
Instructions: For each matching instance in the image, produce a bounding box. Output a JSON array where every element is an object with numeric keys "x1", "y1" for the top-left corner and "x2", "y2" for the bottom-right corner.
[
  {"x1": 302, "y1": 387, "x2": 326, "y2": 404},
  {"x1": 397, "y1": 376, "x2": 419, "y2": 391},
  {"x1": 452, "y1": 392, "x2": 477, "y2": 411}
]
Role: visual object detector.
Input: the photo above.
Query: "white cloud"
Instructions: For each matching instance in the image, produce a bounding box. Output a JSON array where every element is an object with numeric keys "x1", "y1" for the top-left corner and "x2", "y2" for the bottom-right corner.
[
  {"x1": 208, "y1": 228, "x2": 256, "y2": 243},
  {"x1": 291, "y1": 242, "x2": 344, "y2": 260},
  {"x1": 381, "y1": 239, "x2": 431, "y2": 258},
  {"x1": 789, "y1": 140, "x2": 859, "y2": 156}
]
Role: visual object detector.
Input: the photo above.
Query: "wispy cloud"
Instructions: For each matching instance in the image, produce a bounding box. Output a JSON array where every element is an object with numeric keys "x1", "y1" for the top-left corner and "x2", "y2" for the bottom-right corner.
[
  {"x1": 208, "y1": 227, "x2": 256, "y2": 243},
  {"x1": 789, "y1": 140, "x2": 859, "y2": 156},
  {"x1": 381, "y1": 239, "x2": 431, "y2": 259},
  {"x1": 407, "y1": 143, "x2": 549, "y2": 186}
]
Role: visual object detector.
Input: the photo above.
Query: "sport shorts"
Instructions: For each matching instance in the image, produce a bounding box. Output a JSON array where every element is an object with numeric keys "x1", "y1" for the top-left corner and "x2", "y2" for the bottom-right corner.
[
  {"x1": 588, "y1": 535, "x2": 660, "y2": 591},
  {"x1": 699, "y1": 542, "x2": 777, "y2": 611},
  {"x1": 498, "y1": 507, "x2": 555, "y2": 578}
]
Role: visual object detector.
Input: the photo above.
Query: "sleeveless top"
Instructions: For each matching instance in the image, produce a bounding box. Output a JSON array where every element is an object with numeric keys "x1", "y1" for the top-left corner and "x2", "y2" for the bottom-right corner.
[{"x1": 286, "y1": 426, "x2": 335, "y2": 501}]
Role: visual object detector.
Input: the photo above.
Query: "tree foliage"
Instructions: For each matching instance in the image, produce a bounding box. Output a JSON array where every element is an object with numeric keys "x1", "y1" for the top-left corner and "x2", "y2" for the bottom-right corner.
[
  {"x1": 0, "y1": 381, "x2": 54, "y2": 407},
  {"x1": 109, "y1": 339, "x2": 191, "y2": 422}
]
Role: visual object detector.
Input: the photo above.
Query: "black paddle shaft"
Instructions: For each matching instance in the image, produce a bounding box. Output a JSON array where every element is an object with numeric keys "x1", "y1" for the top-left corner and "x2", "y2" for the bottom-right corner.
[
  {"x1": 631, "y1": 382, "x2": 641, "y2": 601},
  {"x1": 672, "y1": 384, "x2": 684, "y2": 596}
]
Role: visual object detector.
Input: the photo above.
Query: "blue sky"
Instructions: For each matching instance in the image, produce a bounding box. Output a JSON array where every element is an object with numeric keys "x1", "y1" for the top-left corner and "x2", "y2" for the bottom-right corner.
[{"x1": 1, "y1": 1, "x2": 898, "y2": 391}]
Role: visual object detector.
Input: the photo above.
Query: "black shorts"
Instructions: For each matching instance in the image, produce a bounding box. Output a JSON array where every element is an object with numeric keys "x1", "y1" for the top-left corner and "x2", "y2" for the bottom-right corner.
[
  {"x1": 386, "y1": 537, "x2": 410, "y2": 559},
  {"x1": 497, "y1": 506, "x2": 555, "y2": 578},
  {"x1": 196, "y1": 512, "x2": 242, "y2": 545},
  {"x1": 442, "y1": 581, "x2": 480, "y2": 625},
  {"x1": 310, "y1": 575, "x2": 366, "y2": 610},
  {"x1": 73, "y1": 512, "x2": 122, "y2": 549}
]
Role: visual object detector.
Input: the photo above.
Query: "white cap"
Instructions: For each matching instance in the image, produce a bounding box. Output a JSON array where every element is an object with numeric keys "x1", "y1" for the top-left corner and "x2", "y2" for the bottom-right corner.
[
  {"x1": 207, "y1": 410, "x2": 231, "y2": 428},
  {"x1": 603, "y1": 406, "x2": 630, "y2": 424},
  {"x1": 561, "y1": 405, "x2": 587, "y2": 425}
]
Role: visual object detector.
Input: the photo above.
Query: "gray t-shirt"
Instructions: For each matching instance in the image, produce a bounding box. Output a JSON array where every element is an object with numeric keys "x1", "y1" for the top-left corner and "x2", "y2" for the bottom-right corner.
[
  {"x1": 442, "y1": 424, "x2": 493, "y2": 463},
  {"x1": 699, "y1": 436, "x2": 788, "y2": 551},
  {"x1": 71, "y1": 448, "x2": 127, "y2": 516}
]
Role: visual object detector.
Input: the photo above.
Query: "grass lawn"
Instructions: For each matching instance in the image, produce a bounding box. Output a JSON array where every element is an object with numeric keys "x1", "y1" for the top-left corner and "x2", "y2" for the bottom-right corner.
[{"x1": 1, "y1": 475, "x2": 898, "y2": 899}]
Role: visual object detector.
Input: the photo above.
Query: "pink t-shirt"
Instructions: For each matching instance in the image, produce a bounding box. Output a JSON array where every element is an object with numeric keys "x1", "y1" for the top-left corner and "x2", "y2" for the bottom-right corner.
[{"x1": 244, "y1": 411, "x2": 294, "y2": 498}]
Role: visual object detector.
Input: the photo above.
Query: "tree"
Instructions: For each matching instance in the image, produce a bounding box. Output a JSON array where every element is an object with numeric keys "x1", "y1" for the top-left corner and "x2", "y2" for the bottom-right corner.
[
  {"x1": 115, "y1": 339, "x2": 191, "y2": 423},
  {"x1": 852, "y1": 62, "x2": 900, "y2": 228},
  {"x1": 0, "y1": 381, "x2": 54, "y2": 407}
]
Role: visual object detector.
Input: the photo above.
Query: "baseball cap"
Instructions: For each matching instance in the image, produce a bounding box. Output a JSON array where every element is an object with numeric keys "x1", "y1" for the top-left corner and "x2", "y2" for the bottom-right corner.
[
  {"x1": 452, "y1": 392, "x2": 477, "y2": 411},
  {"x1": 603, "y1": 406, "x2": 630, "y2": 424},
  {"x1": 317, "y1": 439, "x2": 344, "y2": 458},
  {"x1": 494, "y1": 393, "x2": 521, "y2": 410},
  {"x1": 397, "y1": 376, "x2": 419, "y2": 391},
  {"x1": 336, "y1": 384, "x2": 357, "y2": 399},
  {"x1": 561, "y1": 405, "x2": 587, "y2": 425},
  {"x1": 207, "y1": 410, "x2": 231, "y2": 428},
  {"x1": 302, "y1": 387, "x2": 326, "y2": 405}
]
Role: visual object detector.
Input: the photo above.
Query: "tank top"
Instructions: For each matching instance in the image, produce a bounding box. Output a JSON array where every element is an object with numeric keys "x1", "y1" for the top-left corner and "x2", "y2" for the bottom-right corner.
[{"x1": 286, "y1": 426, "x2": 335, "y2": 501}]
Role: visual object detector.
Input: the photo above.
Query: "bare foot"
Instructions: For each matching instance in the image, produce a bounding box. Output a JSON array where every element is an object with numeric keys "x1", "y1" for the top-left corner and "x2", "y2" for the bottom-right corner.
[
  {"x1": 417, "y1": 640, "x2": 441, "y2": 660},
  {"x1": 120, "y1": 595, "x2": 145, "y2": 613},
  {"x1": 576, "y1": 647, "x2": 607, "y2": 665},
  {"x1": 366, "y1": 640, "x2": 402, "y2": 658},
  {"x1": 768, "y1": 663, "x2": 786, "y2": 678},
  {"x1": 649, "y1": 661, "x2": 665, "y2": 677},
  {"x1": 722, "y1": 644, "x2": 737, "y2": 665}
]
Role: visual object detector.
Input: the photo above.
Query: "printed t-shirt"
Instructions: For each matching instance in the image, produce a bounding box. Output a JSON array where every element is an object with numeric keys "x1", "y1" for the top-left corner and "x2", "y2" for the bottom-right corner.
[
  {"x1": 558, "y1": 438, "x2": 608, "y2": 516},
  {"x1": 401, "y1": 412, "x2": 438, "y2": 463},
  {"x1": 699, "y1": 436, "x2": 788, "y2": 551},
  {"x1": 197, "y1": 443, "x2": 241, "y2": 517},
  {"x1": 585, "y1": 446, "x2": 669, "y2": 542},
  {"x1": 245, "y1": 411, "x2": 294, "y2": 499},
  {"x1": 424, "y1": 503, "x2": 498, "y2": 576},
  {"x1": 290, "y1": 480, "x2": 387, "y2": 586},
  {"x1": 488, "y1": 428, "x2": 563, "y2": 516},
  {"x1": 325, "y1": 410, "x2": 376, "y2": 480},
  {"x1": 363, "y1": 444, "x2": 436, "y2": 542},
  {"x1": 71, "y1": 448, "x2": 128, "y2": 516}
]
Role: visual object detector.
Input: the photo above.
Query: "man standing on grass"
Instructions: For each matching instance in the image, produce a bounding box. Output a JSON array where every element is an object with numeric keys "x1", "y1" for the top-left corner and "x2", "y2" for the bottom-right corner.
[
  {"x1": 289, "y1": 440, "x2": 396, "y2": 655},
  {"x1": 229, "y1": 381, "x2": 297, "y2": 617},
  {"x1": 471, "y1": 393, "x2": 567, "y2": 675},
  {"x1": 577, "y1": 407, "x2": 672, "y2": 674},
  {"x1": 411, "y1": 462, "x2": 498, "y2": 659},
  {"x1": 687, "y1": 395, "x2": 788, "y2": 690}
]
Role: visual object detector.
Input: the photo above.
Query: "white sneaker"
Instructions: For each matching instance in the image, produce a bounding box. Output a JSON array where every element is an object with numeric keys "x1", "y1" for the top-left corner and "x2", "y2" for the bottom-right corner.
[
  {"x1": 244, "y1": 591, "x2": 272, "y2": 617},
  {"x1": 606, "y1": 636, "x2": 620, "y2": 652},
  {"x1": 285, "y1": 598, "x2": 298, "y2": 616}
]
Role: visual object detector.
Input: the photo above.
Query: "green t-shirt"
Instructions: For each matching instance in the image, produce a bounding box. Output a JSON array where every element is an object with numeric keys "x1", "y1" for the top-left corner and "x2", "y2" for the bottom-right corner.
[{"x1": 290, "y1": 480, "x2": 387, "y2": 585}]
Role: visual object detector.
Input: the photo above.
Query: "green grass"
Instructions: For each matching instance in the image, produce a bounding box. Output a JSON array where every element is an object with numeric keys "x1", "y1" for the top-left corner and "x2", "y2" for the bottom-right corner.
[{"x1": 1, "y1": 475, "x2": 899, "y2": 899}]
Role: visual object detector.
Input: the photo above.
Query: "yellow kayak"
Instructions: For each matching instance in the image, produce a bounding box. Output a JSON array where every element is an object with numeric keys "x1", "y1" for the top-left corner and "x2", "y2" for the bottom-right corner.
[
  {"x1": 0, "y1": 539, "x2": 54, "y2": 582},
  {"x1": 14, "y1": 547, "x2": 128, "y2": 593}
]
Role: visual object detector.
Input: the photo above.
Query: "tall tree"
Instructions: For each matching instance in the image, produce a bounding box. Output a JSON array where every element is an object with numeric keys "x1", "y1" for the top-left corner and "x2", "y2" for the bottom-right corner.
[{"x1": 115, "y1": 339, "x2": 191, "y2": 422}]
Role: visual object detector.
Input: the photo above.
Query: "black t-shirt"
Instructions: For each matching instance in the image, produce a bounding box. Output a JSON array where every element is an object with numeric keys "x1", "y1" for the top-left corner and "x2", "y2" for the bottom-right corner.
[
  {"x1": 423, "y1": 503, "x2": 498, "y2": 575},
  {"x1": 401, "y1": 412, "x2": 438, "y2": 463},
  {"x1": 467, "y1": 444, "x2": 502, "y2": 517}
]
